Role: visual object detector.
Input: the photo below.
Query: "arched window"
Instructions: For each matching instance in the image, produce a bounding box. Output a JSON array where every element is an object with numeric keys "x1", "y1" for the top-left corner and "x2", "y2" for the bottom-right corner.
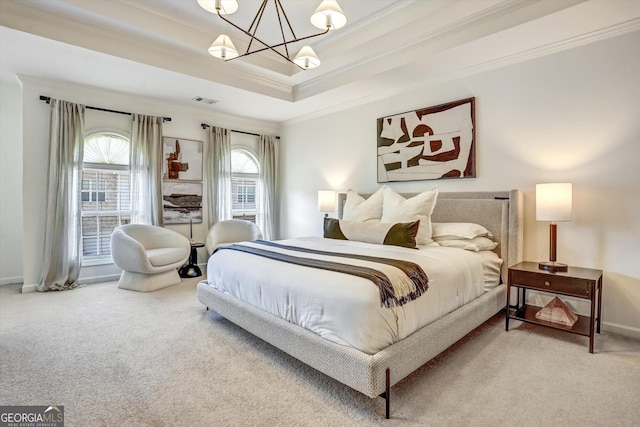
[
  {"x1": 231, "y1": 148, "x2": 259, "y2": 222},
  {"x1": 81, "y1": 133, "x2": 131, "y2": 261}
]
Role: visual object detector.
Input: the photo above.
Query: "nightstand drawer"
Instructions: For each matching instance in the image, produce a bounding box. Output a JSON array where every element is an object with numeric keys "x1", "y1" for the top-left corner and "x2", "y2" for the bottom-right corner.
[{"x1": 510, "y1": 270, "x2": 591, "y2": 298}]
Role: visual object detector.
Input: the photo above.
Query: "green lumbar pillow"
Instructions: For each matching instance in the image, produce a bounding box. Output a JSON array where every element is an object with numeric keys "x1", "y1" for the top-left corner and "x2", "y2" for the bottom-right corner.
[{"x1": 323, "y1": 217, "x2": 420, "y2": 249}]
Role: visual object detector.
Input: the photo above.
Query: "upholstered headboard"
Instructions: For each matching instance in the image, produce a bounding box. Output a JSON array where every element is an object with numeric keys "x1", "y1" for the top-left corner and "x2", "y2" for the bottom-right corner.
[{"x1": 337, "y1": 190, "x2": 523, "y2": 281}]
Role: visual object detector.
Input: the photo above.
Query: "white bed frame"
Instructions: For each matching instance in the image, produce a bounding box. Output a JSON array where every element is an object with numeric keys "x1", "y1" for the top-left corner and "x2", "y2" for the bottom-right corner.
[{"x1": 197, "y1": 190, "x2": 523, "y2": 418}]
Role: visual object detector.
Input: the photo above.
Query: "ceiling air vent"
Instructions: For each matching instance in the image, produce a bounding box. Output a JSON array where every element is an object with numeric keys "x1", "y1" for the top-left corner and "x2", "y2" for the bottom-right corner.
[{"x1": 192, "y1": 96, "x2": 218, "y2": 105}]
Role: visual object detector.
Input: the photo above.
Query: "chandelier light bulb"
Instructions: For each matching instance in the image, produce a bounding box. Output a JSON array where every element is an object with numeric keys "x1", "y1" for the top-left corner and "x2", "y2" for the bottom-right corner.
[
  {"x1": 310, "y1": 0, "x2": 347, "y2": 30},
  {"x1": 197, "y1": 0, "x2": 238, "y2": 15},
  {"x1": 208, "y1": 34, "x2": 239, "y2": 60},
  {"x1": 293, "y1": 46, "x2": 321, "y2": 69}
]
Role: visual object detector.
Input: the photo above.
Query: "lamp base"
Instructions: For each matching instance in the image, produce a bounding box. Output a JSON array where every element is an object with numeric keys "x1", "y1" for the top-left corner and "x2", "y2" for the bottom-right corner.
[{"x1": 538, "y1": 261, "x2": 568, "y2": 272}]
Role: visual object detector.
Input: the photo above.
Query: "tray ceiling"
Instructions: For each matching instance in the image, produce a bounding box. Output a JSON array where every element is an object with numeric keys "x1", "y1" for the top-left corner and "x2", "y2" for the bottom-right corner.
[{"x1": 1, "y1": 0, "x2": 638, "y2": 123}]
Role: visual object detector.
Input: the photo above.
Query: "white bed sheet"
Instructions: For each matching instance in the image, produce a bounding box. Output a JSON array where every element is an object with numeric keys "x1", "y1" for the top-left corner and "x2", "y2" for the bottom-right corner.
[{"x1": 204, "y1": 237, "x2": 491, "y2": 355}]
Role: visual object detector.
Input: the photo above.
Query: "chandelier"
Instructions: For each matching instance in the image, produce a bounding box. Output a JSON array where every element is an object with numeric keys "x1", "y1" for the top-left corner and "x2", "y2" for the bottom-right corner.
[{"x1": 197, "y1": 0, "x2": 347, "y2": 70}]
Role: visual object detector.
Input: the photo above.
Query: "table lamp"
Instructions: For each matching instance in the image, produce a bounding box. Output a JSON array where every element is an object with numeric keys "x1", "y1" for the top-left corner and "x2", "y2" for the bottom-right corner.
[
  {"x1": 536, "y1": 183, "x2": 572, "y2": 272},
  {"x1": 318, "y1": 190, "x2": 336, "y2": 218}
]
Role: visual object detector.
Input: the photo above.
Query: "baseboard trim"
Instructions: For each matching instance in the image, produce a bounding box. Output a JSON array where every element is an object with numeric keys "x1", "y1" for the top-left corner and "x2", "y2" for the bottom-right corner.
[
  {"x1": 602, "y1": 321, "x2": 640, "y2": 341},
  {"x1": 0, "y1": 276, "x2": 24, "y2": 286},
  {"x1": 20, "y1": 273, "x2": 122, "y2": 293},
  {"x1": 21, "y1": 283, "x2": 38, "y2": 293},
  {"x1": 78, "y1": 273, "x2": 121, "y2": 285}
]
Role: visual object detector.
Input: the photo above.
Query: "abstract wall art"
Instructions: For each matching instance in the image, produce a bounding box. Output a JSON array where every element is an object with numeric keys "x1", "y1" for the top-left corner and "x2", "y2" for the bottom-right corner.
[
  {"x1": 162, "y1": 181, "x2": 202, "y2": 224},
  {"x1": 377, "y1": 97, "x2": 475, "y2": 182},
  {"x1": 162, "y1": 137, "x2": 203, "y2": 181}
]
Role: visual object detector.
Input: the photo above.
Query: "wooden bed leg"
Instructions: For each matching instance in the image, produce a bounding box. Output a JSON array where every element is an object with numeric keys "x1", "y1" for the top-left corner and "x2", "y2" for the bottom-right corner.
[{"x1": 378, "y1": 367, "x2": 391, "y2": 419}]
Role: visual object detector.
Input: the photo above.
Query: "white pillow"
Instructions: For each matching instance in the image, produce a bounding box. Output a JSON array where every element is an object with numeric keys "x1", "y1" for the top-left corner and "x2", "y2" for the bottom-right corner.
[
  {"x1": 436, "y1": 236, "x2": 498, "y2": 252},
  {"x1": 432, "y1": 222, "x2": 493, "y2": 240},
  {"x1": 342, "y1": 187, "x2": 385, "y2": 222},
  {"x1": 381, "y1": 186, "x2": 438, "y2": 245}
]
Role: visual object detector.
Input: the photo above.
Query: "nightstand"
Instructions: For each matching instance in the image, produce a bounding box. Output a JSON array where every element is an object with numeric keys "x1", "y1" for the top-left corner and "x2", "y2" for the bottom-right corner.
[{"x1": 506, "y1": 261, "x2": 603, "y2": 353}]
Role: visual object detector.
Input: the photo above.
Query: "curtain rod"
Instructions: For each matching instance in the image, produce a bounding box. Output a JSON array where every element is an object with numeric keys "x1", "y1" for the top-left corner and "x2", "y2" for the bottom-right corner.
[
  {"x1": 39, "y1": 96, "x2": 171, "y2": 122},
  {"x1": 200, "y1": 123, "x2": 280, "y2": 140}
]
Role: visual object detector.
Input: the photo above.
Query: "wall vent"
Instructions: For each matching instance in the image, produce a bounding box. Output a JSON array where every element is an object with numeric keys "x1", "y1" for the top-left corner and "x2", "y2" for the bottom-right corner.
[{"x1": 192, "y1": 96, "x2": 218, "y2": 105}]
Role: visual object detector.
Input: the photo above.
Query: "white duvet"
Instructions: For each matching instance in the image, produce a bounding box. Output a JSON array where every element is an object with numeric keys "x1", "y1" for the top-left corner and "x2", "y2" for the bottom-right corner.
[{"x1": 204, "y1": 237, "x2": 490, "y2": 355}]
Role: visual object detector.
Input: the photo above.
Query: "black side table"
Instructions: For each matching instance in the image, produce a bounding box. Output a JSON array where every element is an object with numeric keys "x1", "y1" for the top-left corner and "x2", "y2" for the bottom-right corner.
[{"x1": 179, "y1": 241, "x2": 205, "y2": 278}]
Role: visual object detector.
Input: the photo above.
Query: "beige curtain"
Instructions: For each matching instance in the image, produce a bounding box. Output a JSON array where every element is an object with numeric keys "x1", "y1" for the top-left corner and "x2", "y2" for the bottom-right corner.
[
  {"x1": 130, "y1": 114, "x2": 164, "y2": 225},
  {"x1": 205, "y1": 126, "x2": 232, "y2": 228},
  {"x1": 258, "y1": 134, "x2": 277, "y2": 240},
  {"x1": 39, "y1": 100, "x2": 85, "y2": 291}
]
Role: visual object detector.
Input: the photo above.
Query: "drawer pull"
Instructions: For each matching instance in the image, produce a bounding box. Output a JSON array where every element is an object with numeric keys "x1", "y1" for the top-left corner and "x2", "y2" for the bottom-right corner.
[{"x1": 544, "y1": 281, "x2": 551, "y2": 287}]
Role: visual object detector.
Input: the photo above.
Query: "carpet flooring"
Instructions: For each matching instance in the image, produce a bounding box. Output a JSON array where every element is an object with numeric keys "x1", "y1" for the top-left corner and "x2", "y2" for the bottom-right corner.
[{"x1": 1, "y1": 278, "x2": 639, "y2": 426}]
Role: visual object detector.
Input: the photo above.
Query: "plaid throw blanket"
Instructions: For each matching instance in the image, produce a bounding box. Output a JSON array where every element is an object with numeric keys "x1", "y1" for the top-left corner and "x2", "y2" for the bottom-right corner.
[{"x1": 214, "y1": 240, "x2": 429, "y2": 308}]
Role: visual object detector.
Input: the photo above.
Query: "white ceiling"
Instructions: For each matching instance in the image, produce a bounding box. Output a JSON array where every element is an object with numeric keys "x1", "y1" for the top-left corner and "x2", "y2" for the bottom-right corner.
[{"x1": 1, "y1": 0, "x2": 639, "y2": 123}]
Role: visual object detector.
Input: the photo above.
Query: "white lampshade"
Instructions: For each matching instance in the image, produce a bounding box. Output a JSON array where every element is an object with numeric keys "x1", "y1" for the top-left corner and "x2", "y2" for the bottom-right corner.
[
  {"x1": 318, "y1": 190, "x2": 336, "y2": 213},
  {"x1": 310, "y1": 0, "x2": 347, "y2": 30},
  {"x1": 197, "y1": 0, "x2": 238, "y2": 15},
  {"x1": 536, "y1": 183, "x2": 572, "y2": 222},
  {"x1": 208, "y1": 34, "x2": 239, "y2": 60},
  {"x1": 293, "y1": 46, "x2": 321, "y2": 69}
]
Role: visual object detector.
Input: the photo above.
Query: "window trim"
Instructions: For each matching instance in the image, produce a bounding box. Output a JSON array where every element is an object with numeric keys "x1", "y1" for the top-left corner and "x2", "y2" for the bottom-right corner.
[
  {"x1": 81, "y1": 132, "x2": 131, "y2": 263},
  {"x1": 231, "y1": 148, "x2": 260, "y2": 223}
]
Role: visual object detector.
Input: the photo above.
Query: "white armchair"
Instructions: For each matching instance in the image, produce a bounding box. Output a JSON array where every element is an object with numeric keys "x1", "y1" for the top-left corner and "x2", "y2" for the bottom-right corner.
[
  {"x1": 205, "y1": 219, "x2": 263, "y2": 256},
  {"x1": 111, "y1": 224, "x2": 190, "y2": 292}
]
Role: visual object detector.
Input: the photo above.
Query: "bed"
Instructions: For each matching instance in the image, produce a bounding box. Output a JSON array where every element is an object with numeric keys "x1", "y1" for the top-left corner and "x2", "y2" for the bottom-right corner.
[{"x1": 197, "y1": 189, "x2": 523, "y2": 418}]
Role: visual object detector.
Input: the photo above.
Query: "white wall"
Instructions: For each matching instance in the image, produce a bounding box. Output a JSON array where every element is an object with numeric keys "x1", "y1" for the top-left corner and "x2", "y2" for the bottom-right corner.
[
  {"x1": 0, "y1": 83, "x2": 24, "y2": 285},
  {"x1": 279, "y1": 31, "x2": 640, "y2": 338},
  {"x1": 16, "y1": 75, "x2": 278, "y2": 291}
]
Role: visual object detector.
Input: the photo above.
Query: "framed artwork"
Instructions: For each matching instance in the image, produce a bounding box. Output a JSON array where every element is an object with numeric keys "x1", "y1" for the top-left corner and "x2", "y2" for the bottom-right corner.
[
  {"x1": 377, "y1": 97, "x2": 475, "y2": 182},
  {"x1": 162, "y1": 181, "x2": 202, "y2": 224},
  {"x1": 162, "y1": 137, "x2": 203, "y2": 181}
]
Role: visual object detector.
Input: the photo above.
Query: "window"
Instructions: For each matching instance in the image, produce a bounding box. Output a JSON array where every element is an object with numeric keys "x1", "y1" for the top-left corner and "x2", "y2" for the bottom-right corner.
[
  {"x1": 81, "y1": 133, "x2": 131, "y2": 261},
  {"x1": 81, "y1": 179, "x2": 106, "y2": 202},
  {"x1": 231, "y1": 149, "x2": 259, "y2": 223}
]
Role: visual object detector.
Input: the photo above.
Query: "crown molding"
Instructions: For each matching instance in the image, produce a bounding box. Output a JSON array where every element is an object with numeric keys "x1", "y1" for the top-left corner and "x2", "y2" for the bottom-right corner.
[
  {"x1": 458, "y1": 18, "x2": 640, "y2": 79},
  {"x1": 284, "y1": 17, "x2": 640, "y2": 126},
  {"x1": 0, "y1": 0, "x2": 296, "y2": 100},
  {"x1": 292, "y1": 0, "x2": 580, "y2": 101}
]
